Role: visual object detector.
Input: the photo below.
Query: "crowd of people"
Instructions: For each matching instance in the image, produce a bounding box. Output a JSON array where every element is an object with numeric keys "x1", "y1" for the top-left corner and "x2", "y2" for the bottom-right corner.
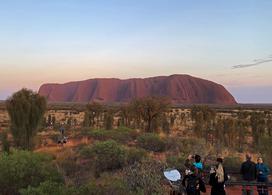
[{"x1": 179, "y1": 154, "x2": 270, "y2": 195}]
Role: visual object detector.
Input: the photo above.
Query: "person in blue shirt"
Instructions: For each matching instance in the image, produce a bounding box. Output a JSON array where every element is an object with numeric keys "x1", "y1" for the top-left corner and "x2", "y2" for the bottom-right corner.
[
  {"x1": 256, "y1": 157, "x2": 270, "y2": 195},
  {"x1": 193, "y1": 155, "x2": 203, "y2": 171}
]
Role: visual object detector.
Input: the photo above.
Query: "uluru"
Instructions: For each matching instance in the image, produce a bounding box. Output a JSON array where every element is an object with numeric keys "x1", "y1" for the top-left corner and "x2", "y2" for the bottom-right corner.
[{"x1": 38, "y1": 74, "x2": 237, "y2": 104}]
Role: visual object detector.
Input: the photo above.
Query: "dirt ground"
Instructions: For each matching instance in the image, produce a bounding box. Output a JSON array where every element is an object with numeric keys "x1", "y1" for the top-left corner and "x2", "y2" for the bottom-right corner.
[{"x1": 204, "y1": 185, "x2": 271, "y2": 195}]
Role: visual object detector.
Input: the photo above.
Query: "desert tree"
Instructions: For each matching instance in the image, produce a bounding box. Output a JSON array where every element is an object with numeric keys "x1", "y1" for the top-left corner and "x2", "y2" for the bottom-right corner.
[
  {"x1": 224, "y1": 118, "x2": 237, "y2": 148},
  {"x1": 131, "y1": 97, "x2": 170, "y2": 132},
  {"x1": 83, "y1": 102, "x2": 103, "y2": 128},
  {"x1": 250, "y1": 112, "x2": 266, "y2": 146},
  {"x1": 236, "y1": 110, "x2": 249, "y2": 151},
  {"x1": 6, "y1": 88, "x2": 47, "y2": 150},
  {"x1": 191, "y1": 105, "x2": 216, "y2": 142},
  {"x1": 119, "y1": 104, "x2": 133, "y2": 127},
  {"x1": 104, "y1": 107, "x2": 115, "y2": 130}
]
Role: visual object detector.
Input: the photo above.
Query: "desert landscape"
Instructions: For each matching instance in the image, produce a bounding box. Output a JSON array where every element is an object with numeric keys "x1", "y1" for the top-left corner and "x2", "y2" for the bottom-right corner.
[{"x1": 0, "y1": 1, "x2": 271, "y2": 194}]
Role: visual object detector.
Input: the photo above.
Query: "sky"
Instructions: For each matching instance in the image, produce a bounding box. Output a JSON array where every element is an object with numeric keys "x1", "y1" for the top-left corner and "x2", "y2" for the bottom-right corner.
[{"x1": 0, "y1": 0, "x2": 271, "y2": 103}]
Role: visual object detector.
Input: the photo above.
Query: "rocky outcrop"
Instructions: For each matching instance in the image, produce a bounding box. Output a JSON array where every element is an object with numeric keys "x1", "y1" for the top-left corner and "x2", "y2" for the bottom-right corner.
[{"x1": 38, "y1": 74, "x2": 237, "y2": 104}]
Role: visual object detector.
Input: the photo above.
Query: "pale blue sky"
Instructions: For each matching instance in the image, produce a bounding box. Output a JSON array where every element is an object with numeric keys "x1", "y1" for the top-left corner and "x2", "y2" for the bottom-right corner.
[{"x1": 0, "y1": 0, "x2": 271, "y2": 103}]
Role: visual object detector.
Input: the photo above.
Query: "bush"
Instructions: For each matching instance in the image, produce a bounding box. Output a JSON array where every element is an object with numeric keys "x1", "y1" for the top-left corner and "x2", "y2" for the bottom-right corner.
[
  {"x1": 88, "y1": 129, "x2": 109, "y2": 140},
  {"x1": 137, "y1": 133, "x2": 166, "y2": 152},
  {"x1": 165, "y1": 155, "x2": 187, "y2": 171},
  {"x1": 90, "y1": 140, "x2": 126, "y2": 176},
  {"x1": 124, "y1": 159, "x2": 165, "y2": 194},
  {"x1": 56, "y1": 149, "x2": 80, "y2": 178},
  {"x1": 0, "y1": 130, "x2": 10, "y2": 153},
  {"x1": 20, "y1": 181, "x2": 67, "y2": 195},
  {"x1": 0, "y1": 150, "x2": 63, "y2": 195},
  {"x1": 125, "y1": 147, "x2": 147, "y2": 165},
  {"x1": 88, "y1": 128, "x2": 138, "y2": 144},
  {"x1": 6, "y1": 88, "x2": 46, "y2": 150},
  {"x1": 175, "y1": 137, "x2": 210, "y2": 157},
  {"x1": 223, "y1": 156, "x2": 242, "y2": 173}
]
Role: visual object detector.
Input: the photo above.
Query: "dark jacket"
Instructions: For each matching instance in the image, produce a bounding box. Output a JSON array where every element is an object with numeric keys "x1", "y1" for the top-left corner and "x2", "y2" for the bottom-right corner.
[
  {"x1": 240, "y1": 160, "x2": 256, "y2": 181},
  {"x1": 182, "y1": 174, "x2": 206, "y2": 195},
  {"x1": 209, "y1": 168, "x2": 228, "y2": 195}
]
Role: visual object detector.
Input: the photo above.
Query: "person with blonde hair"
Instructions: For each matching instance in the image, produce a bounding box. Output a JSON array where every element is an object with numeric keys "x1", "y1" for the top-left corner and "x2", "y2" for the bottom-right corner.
[{"x1": 209, "y1": 158, "x2": 228, "y2": 195}]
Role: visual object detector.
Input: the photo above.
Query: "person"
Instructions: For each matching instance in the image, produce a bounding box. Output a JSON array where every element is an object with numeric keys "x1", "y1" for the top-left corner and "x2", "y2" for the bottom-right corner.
[
  {"x1": 209, "y1": 158, "x2": 228, "y2": 195},
  {"x1": 182, "y1": 166, "x2": 206, "y2": 195},
  {"x1": 193, "y1": 155, "x2": 203, "y2": 171},
  {"x1": 240, "y1": 154, "x2": 256, "y2": 195},
  {"x1": 256, "y1": 157, "x2": 270, "y2": 195},
  {"x1": 59, "y1": 124, "x2": 65, "y2": 135},
  {"x1": 185, "y1": 154, "x2": 203, "y2": 172}
]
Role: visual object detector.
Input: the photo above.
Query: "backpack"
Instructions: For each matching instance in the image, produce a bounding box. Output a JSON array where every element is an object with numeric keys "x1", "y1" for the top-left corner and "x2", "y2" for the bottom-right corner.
[{"x1": 186, "y1": 175, "x2": 199, "y2": 193}]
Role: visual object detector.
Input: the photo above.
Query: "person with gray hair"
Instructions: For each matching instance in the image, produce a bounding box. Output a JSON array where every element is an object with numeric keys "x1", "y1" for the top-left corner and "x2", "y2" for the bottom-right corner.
[{"x1": 240, "y1": 154, "x2": 257, "y2": 195}]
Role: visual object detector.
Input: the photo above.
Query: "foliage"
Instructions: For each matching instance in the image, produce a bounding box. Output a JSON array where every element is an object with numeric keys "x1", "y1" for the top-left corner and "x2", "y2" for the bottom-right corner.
[
  {"x1": 88, "y1": 129, "x2": 109, "y2": 140},
  {"x1": 83, "y1": 102, "x2": 103, "y2": 128},
  {"x1": 56, "y1": 149, "x2": 80, "y2": 178},
  {"x1": 87, "y1": 128, "x2": 138, "y2": 144},
  {"x1": 167, "y1": 137, "x2": 209, "y2": 157},
  {"x1": 250, "y1": 112, "x2": 266, "y2": 146},
  {"x1": 125, "y1": 147, "x2": 147, "y2": 165},
  {"x1": 20, "y1": 181, "x2": 67, "y2": 195},
  {"x1": 124, "y1": 159, "x2": 164, "y2": 195},
  {"x1": 165, "y1": 155, "x2": 187, "y2": 171},
  {"x1": 137, "y1": 133, "x2": 166, "y2": 152},
  {"x1": 0, "y1": 150, "x2": 63, "y2": 195},
  {"x1": 236, "y1": 111, "x2": 249, "y2": 151},
  {"x1": 223, "y1": 156, "x2": 242, "y2": 173},
  {"x1": 119, "y1": 104, "x2": 133, "y2": 127},
  {"x1": 90, "y1": 140, "x2": 126, "y2": 177},
  {"x1": 0, "y1": 130, "x2": 10, "y2": 153},
  {"x1": 191, "y1": 105, "x2": 216, "y2": 142},
  {"x1": 6, "y1": 88, "x2": 47, "y2": 150},
  {"x1": 131, "y1": 97, "x2": 170, "y2": 132},
  {"x1": 161, "y1": 114, "x2": 170, "y2": 134},
  {"x1": 104, "y1": 108, "x2": 114, "y2": 130}
]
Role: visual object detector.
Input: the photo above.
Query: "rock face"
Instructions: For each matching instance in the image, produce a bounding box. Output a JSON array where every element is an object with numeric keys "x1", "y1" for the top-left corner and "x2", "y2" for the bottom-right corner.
[{"x1": 38, "y1": 74, "x2": 237, "y2": 104}]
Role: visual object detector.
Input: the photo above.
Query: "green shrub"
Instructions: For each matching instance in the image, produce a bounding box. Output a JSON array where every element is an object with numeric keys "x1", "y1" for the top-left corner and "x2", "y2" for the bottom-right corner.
[
  {"x1": 137, "y1": 133, "x2": 166, "y2": 152},
  {"x1": 88, "y1": 129, "x2": 109, "y2": 140},
  {"x1": 124, "y1": 159, "x2": 164, "y2": 195},
  {"x1": 78, "y1": 127, "x2": 92, "y2": 136},
  {"x1": 20, "y1": 181, "x2": 67, "y2": 195},
  {"x1": 88, "y1": 128, "x2": 138, "y2": 144},
  {"x1": 91, "y1": 140, "x2": 126, "y2": 176},
  {"x1": 165, "y1": 137, "x2": 181, "y2": 152},
  {"x1": 0, "y1": 150, "x2": 63, "y2": 195},
  {"x1": 125, "y1": 147, "x2": 147, "y2": 165},
  {"x1": 79, "y1": 146, "x2": 93, "y2": 158},
  {"x1": 165, "y1": 155, "x2": 187, "y2": 171},
  {"x1": 176, "y1": 137, "x2": 210, "y2": 156},
  {"x1": 119, "y1": 127, "x2": 139, "y2": 137},
  {"x1": 0, "y1": 130, "x2": 10, "y2": 153}
]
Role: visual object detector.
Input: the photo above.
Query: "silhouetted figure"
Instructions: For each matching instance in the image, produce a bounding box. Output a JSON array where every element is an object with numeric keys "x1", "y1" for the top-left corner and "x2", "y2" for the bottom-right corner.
[
  {"x1": 240, "y1": 154, "x2": 256, "y2": 195},
  {"x1": 209, "y1": 158, "x2": 228, "y2": 195},
  {"x1": 182, "y1": 166, "x2": 206, "y2": 195}
]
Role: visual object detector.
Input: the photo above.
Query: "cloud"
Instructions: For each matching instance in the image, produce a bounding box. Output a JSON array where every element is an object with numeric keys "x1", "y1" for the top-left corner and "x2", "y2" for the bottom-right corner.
[{"x1": 232, "y1": 55, "x2": 272, "y2": 69}]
